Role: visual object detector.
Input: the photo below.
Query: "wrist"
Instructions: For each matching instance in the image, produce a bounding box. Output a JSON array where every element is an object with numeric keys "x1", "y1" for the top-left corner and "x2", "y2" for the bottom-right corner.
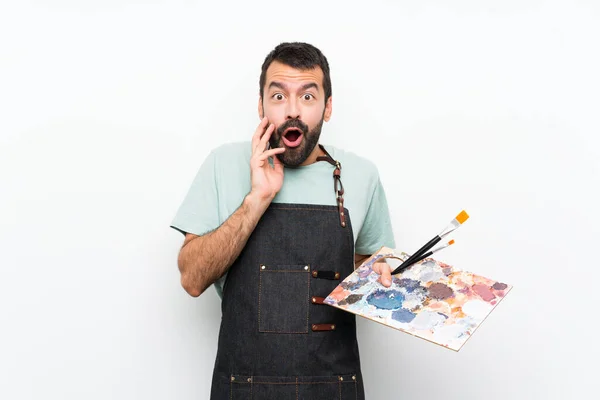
[{"x1": 244, "y1": 190, "x2": 273, "y2": 214}]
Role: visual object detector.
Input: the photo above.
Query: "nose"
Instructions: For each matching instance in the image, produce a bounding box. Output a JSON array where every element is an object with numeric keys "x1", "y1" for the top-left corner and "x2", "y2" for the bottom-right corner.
[{"x1": 286, "y1": 98, "x2": 300, "y2": 120}]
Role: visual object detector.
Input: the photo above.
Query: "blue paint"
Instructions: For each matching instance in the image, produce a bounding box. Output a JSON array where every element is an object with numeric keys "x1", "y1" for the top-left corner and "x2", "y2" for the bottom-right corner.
[
  {"x1": 366, "y1": 289, "x2": 405, "y2": 310},
  {"x1": 391, "y1": 308, "x2": 416, "y2": 323}
]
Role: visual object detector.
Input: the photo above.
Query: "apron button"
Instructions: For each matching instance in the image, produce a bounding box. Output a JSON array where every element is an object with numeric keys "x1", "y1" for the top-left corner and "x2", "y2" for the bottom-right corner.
[
  {"x1": 247, "y1": 378, "x2": 252, "y2": 383},
  {"x1": 231, "y1": 376, "x2": 235, "y2": 382}
]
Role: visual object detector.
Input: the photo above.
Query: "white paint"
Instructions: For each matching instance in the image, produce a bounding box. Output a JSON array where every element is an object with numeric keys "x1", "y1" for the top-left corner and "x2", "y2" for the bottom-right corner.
[
  {"x1": 431, "y1": 323, "x2": 471, "y2": 347},
  {"x1": 401, "y1": 289, "x2": 429, "y2": 310},
  {"x1": 411, "y1": 310, "x2": 448, "y2": 331},
  {"x1": 462, "y1": 300, "x2": 495, "y2": 320}
]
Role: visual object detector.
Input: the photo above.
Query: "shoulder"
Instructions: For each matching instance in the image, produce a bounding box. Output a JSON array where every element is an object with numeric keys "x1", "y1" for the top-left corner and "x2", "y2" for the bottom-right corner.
[
  {"x1": 208, "y1": 140, "x2": 252, "y2": 160},
  {"x1": 198, "y1": 141, "x2": 252, "y2": 173},
  {"x1": 324, "y1": 145, "x2": 380, "y2": 180}
]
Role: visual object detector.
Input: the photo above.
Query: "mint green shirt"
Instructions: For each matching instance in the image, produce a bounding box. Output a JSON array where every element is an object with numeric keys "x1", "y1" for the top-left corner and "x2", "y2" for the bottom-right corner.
[{"x1": 170, "y1": 141, "x2": 396, "y2": 298}]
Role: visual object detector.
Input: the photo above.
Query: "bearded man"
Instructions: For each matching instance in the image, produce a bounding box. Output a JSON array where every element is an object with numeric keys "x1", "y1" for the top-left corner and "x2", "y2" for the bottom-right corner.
[{"x1": 170, "y1": 41, "x2": 396, "y2": 399}]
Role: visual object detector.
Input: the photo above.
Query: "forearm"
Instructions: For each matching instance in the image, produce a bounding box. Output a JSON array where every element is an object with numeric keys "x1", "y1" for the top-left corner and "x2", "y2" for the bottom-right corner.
[
  {"x1": 354, "y1": 254, "x2": 370, "y2": 269},
  {"x1": 178, "y1": 192, "x2": 271, "y2": 297}
]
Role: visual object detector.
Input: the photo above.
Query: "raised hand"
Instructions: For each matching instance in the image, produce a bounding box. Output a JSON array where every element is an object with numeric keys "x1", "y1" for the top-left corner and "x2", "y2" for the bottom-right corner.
[{"x1": 249, "y1": 117, "x2": 286, "y2": 203}]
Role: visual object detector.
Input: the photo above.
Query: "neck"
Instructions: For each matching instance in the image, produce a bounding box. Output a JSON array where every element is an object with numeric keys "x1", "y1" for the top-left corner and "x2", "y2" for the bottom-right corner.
[{"x1": 298, "y1": 143, "x2": 325, "y2": 166}]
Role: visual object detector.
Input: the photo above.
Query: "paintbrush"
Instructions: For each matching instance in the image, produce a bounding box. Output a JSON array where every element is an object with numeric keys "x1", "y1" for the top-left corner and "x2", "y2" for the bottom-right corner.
[
  {"x1": 393, "y1": 240, "x2": 455, "y2": 274},
  {"x1": 391, "y1": 210, "x2": 469, "y2": 275}
]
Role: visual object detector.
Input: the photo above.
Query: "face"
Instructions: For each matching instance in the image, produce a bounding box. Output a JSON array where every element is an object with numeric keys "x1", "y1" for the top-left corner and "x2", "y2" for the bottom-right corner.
[{"x1": 259, "y1": 61, "x2": 332, "y2": 167}]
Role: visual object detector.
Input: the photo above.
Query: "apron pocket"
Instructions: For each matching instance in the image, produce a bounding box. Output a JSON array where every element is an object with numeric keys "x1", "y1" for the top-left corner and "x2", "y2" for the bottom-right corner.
[
  {"x1": 229, "y1": 374, "x2": 358, "y2": 400},
  {"x1": 258, "y1": 263, "x2": 310, "y2": 333},
  {"x1": 297, "y1": 374, "x2": 358, "y2": 400}
]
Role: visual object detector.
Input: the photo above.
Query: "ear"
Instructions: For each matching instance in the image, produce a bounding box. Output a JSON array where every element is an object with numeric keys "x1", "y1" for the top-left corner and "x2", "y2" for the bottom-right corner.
[
  {"x1": 323, "y1": 96, "x2": 332, "y2": 122},
  {"x1": 258, "y1": 97, "x2": 264, "y2": 119}
]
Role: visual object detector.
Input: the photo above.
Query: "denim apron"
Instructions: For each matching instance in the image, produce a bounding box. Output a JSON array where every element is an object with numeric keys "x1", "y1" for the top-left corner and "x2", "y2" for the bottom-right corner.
[{"x1": 209, "y1": 145, "x2": 365, "y2": 399}]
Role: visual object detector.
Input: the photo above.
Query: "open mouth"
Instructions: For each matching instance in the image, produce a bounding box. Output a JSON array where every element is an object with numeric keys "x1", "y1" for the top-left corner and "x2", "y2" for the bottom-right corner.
[{"x1": 282, "y1": 128, "x2": 304, "y2": 148}]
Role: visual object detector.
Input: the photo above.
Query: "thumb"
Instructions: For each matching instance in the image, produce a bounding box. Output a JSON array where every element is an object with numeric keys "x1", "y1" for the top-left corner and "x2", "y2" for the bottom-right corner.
[{"x1": 374, "y1": 261, "x2": 392, "y2": 287}]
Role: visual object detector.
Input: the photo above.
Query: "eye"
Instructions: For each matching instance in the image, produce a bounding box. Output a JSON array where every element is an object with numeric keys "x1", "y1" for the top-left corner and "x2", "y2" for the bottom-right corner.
[
  {"x1": 272, "y1": 93, "x2": 284, "y2": 101},
  {"x1": 303, "y1": 94, "x2": 314, "y2": 101}
]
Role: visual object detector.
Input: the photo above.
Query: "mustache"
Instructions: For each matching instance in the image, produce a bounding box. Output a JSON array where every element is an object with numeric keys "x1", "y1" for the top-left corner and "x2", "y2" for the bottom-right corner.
[{"x1": 276, "y1": 119, "x2": 309, "y2": 137}]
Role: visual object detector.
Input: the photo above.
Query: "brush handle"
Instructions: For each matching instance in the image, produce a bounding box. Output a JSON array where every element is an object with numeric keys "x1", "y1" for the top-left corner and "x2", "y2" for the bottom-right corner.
[
  {"x1": 414, "y1": 251, "x2": 433, "y2": 264},
  {"x1": 391, "y1": 236, "x2": 440, "y2": 274},
  {"x1": 403, "y1": 236, "x2": 440, "y2": 264},
  {"x1": 390, "y1": 250, "x2": 433, "y2": 275}
]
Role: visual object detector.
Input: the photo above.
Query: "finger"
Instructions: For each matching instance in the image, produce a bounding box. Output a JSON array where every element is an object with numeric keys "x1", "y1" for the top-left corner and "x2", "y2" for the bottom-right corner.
[
  {"x1": 381, "y1": 265, "x2": 392, "y2": 287},
  {"x1": 273, "y1": 157, "x2": 284, "y2": 174},
  {"x1": 252, "y1": 119, "x2": 269, "y2": 152},
  {"x1": 374, "y1": 261, "x2": 392, "y2": 287},
  {"x1": 258, "y1": 147, "x2": 285, "y2": 161},
  {"x1": 271, "y1": 150, "x2": 284, "y2": 171},
  {"x1": 259, "y1": 123, "x2": 275, "y2": 149},
  {"x1": 252, "y1": 117, "x2": 269, "y2": 151}
]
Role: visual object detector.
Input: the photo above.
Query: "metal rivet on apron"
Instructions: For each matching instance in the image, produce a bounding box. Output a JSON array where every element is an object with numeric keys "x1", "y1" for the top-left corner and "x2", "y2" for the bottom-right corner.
[
  {"x1": 312, "y1": 271, "x2": 318, "y2": 277},
  {"x1": 331, "y1": 324, "x2": 336, "y2": 330},
  {"x1": 261, "y1": 265, "x2": 265, "y2": 270},
  {"x1": 352, "y1": 375, "x2": 356, "y2": 380},
  {"x1": 312, "y1": 297, "x2": 316, "y2": 303},
  {"x1": 312, "y1": 324, "x2": 317, "y2": 330},
  {"x1": 334, "y1": 272, "x2": 340, "y2": 279},
  {"x1": 342, "y1": 222, "x2": 346, "y2": 227},
  {"x1": 247, "y1": 378, "x2": 252, "y2": 383},
  {"x1": 231, "y1": 376, "x2": 235, "y2": 382},
  {"x1": 339, "y1": 376, "x2": 344, "y2": 381},
  {"x1": 304, "y1": 265, "x2": 309, "y2": 270}
]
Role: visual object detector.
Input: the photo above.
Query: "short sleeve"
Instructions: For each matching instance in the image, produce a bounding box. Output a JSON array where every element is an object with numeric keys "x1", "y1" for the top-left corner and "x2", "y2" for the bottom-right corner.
[
  {"x1": 169, "y1": 150, "x2": 221, "y2": 237},
  {"x1": 354, "y1": 176, "x2": 396, "y2": 255}
]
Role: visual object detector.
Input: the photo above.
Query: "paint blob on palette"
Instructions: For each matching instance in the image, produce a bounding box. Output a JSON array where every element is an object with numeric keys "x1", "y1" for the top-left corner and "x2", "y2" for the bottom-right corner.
[{"x1": 324, "y1": 246, "x2": 512, "y2": 351}]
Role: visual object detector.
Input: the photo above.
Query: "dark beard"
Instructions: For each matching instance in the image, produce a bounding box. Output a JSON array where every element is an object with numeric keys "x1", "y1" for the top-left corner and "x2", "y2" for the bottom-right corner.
[{"x1": 268, "y1": 117, "x2": 324, "y2": 167}]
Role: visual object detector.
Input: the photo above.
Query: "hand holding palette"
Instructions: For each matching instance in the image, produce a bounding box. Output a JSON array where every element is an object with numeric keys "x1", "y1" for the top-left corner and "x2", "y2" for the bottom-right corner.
[{"x1": 323, "y1": 246, "x2": 512, "y2": 351}]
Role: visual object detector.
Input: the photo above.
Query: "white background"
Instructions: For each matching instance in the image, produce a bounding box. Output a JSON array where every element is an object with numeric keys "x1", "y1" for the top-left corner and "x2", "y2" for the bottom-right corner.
[{"x1": 1, "y1": 1, "x2": 599, "y2": 399}]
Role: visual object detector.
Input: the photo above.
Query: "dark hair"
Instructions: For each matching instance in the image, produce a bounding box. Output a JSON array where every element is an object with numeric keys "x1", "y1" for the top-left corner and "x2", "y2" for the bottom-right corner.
[{"x1": 259, "y1": 42, "x2": 332, "y2": 104}]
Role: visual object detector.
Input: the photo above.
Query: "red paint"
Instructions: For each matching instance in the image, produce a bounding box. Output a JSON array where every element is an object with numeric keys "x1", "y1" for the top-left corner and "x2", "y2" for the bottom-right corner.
[{"x1": 472, "y1": 284, "x2": 496, "y2": 302}]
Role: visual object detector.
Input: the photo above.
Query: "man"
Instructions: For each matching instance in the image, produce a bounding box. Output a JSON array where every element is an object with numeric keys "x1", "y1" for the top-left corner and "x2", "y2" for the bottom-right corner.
[{"x1": 170, "y1": 42, "x2": 395, "y2": 399}]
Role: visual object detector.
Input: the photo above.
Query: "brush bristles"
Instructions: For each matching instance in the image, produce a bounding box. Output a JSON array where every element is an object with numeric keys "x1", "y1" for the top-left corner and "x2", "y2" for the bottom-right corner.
[{"x1": 455, "y1": 210, "x2": 469, "y2": 224}]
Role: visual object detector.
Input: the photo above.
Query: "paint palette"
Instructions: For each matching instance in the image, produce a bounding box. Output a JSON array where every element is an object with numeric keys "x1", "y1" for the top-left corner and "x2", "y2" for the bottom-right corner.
[{"x1": 324, "y1": 246, "x2": 512, "y2": 351}]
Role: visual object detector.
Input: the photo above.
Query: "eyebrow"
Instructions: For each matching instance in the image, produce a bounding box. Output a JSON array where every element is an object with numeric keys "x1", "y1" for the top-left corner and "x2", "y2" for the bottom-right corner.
[{"x1": 268, "y1": 81, "x2": 319, "y2": 92}]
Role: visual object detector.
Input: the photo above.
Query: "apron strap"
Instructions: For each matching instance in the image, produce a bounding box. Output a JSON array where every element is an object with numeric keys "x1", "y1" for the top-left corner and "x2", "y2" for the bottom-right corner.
[{"x1": 316, "y1": 144, "x2": 346, "y2": 228}]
